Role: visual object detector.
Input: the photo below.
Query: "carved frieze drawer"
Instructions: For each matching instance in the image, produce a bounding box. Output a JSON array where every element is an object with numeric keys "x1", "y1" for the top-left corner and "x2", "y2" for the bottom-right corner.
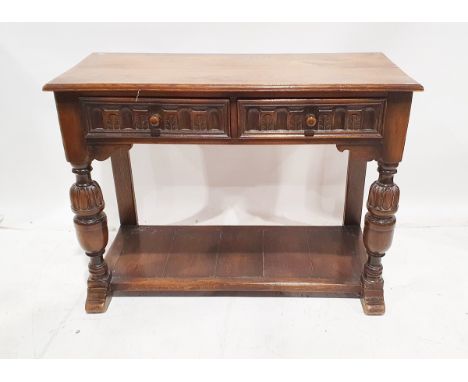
[
  {"x1": 237, "y1": 99, "x2": 386, "y2": 139},
  {"x1": 81, "y1": 97, "x2": 230, "y2": 139}
]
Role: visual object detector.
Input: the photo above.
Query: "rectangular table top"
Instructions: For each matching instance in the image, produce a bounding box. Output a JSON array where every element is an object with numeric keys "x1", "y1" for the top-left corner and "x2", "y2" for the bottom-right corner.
[{"x1": 43, "y1": 52, "x2": 423, "y2": 93}]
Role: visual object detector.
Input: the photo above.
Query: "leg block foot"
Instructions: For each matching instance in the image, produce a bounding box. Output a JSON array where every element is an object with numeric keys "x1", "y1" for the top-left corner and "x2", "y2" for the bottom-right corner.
[
  {"x1": 361, "y1": 280, "x2": 385, "y2": 315},
  {"x1": 85, "y1": 283, "x2": 112, "y2": 313}
]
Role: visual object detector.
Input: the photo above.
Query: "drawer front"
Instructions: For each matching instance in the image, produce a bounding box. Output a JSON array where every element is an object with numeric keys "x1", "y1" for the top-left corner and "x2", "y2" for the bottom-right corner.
[
  {"x1": 237, "y1": 99, "x2": 385, "y2": 139},
  {"x1": 81, "y1": 98, "x2": 230, "y2": 138}
]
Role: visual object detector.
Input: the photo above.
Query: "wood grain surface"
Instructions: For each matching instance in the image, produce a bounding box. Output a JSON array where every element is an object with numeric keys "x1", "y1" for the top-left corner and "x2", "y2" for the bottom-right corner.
[
  {"x1": 43, "y1": 53, "x2": 423, "y2": 92},
  {"x1": 106, "y1": 225, "x2": 367, "y2": 296}
]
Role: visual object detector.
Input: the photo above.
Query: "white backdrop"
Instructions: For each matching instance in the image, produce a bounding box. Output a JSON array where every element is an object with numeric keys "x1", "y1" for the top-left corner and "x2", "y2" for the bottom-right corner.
[{"x1": 1, "y1": 23, "x2": 467, "y2": 231}]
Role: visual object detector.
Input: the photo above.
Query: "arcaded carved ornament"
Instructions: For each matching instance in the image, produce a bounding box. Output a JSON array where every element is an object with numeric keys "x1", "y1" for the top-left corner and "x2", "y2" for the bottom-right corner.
[
  {"x1": 243, "y1": 103, "x2": 384, "y2": 133},
  {"x1": 84, "y1": 101, "x2": 228, "y2": 133}
]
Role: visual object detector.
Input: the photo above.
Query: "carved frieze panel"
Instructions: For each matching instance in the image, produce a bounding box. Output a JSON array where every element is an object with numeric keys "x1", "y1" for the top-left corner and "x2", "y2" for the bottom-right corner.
[
  {"x1": 81, "y1": 97, "x2": 230, "y2": 138},
  {"x1": 238, "y1": 99, "x2": 385, "y2": 138}
]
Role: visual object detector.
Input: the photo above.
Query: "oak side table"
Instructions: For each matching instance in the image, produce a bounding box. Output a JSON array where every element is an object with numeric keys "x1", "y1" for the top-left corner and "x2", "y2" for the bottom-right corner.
[{"x1": 44, "y1": 53, "x2": 422, "y2": 315}]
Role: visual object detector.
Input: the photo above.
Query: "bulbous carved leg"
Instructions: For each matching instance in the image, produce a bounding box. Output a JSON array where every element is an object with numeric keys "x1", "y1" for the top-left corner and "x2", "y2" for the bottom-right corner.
[
  {"x1": 361, "y1": 163, "x2": 400, "y2": 315},
  {"x1": 70, "y1": 166, "x2": 111, "y2": 313}
]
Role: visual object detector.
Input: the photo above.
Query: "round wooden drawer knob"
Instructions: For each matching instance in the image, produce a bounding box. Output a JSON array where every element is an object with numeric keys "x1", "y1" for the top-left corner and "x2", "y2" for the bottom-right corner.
[
  {"x1": 306, "y1": 114, "x2": 317, "y2": 128},
  {"x1": 149, "y1": 113, "x2": 161, "y2": 127}
]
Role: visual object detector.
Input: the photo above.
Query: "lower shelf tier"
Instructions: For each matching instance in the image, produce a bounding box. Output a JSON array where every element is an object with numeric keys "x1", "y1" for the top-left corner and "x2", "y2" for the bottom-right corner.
[{"x1": 106, "y1": 225, "x2": 367, "y2": 297}]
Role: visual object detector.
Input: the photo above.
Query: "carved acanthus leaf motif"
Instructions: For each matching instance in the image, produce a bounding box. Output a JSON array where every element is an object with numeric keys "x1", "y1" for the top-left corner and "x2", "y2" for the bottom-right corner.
[
  {"x1": 70, "y1": 181, "x2": 105, "y2": 216},
  {"x1": 367, "y1": 181, "x2": 400, "y2": 216}
]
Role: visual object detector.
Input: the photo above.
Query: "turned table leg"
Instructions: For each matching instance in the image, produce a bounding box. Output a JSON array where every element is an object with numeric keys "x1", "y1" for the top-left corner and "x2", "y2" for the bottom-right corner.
[
  {"x1": 361, "y1": 162, "x2": 400, "y2": 315},
  {"x1": 70, "y1": 166, "x2": 111, "y2": 313}
]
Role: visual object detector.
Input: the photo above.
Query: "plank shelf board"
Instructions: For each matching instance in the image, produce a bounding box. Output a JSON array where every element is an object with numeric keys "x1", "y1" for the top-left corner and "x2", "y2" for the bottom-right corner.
[{"x1": 106, "y1": 225, "x2": 367, "y2": 296}]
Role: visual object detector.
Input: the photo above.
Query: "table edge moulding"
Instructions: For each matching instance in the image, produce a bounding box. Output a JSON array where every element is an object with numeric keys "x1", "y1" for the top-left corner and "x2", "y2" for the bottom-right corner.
[{"x1": 44, "y1": 52, "x2": 423, "y2": 315}]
